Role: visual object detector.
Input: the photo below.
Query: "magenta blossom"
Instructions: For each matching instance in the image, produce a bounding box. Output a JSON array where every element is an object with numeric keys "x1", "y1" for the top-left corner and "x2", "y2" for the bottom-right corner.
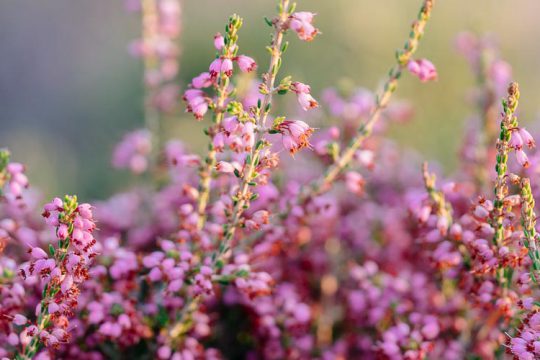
[
  {"x1": 289, "y1": 12, "x2": 320, "y2": 42},
  {"x1": 407, "y1": 58, "x2": 438, "y2": 82}
]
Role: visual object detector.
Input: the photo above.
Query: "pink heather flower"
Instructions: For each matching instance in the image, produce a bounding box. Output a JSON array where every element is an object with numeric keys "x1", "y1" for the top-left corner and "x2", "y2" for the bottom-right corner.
[
  {"x1": 275, "y1": 120, "x2": 314, "y2": 155},
  {"x1": 183, "y1": 89, "x2": 209, "y2": 120},
  {"x1": 235, "y1": 55, "x2": 257, "y2": 73},
  {"x1": 44, "y1": 197, "x2": 63, "y2": 212},
  {"x1": 510, "y1": 131, "x2": 523, "y2": 150},
  {"x1": 214, "y1": 33, "x2": 225, "y2": 51},
  {"x1": 291, "y1": 82, "x2": 318, "y2": 111},
  {"x1": 222, "y1": 116, "x2": 240, "y2": 133},
  {"x1": 289, "y1": 12, "x2": 320, "y2": 41},
  {"x1": 191, "y1": 72, "x2": 213, "y2": 89},
  {"x1": 48, "y1": 302, "x2": 60, "y2": 314},
  {"x1": 407, "y1": 58, "x2": 438, "y2": 82},
  {"x1": 57, "y1": 223, "x2": 69, "y2": 239},
  {"x1": 213, "y1": 132, "x2": 226, "y2": 152},
  {"x1": 519, "y1": 128, "x2": 535, "y2": 148},
  {"x1": 345, "y1": 171, "x2": 365, "y2": 196},
  {"x1": 297, "y1": 93, "x2": 319, "y2": 111},
  {"x1": 13, "y1": 314, "x2": 28, "y2": 326},
  {"x1": 215, "y1": 161, "x2": 236, "y2": 174},
  {"x1": 221, "y1": 58, "x2": 234, "y2": 77},
  {"x1": 209, "y1": 58, "x2": 223, "y2": 77},
  {"x1": 210, "y1": 57, "x2": 233, "y2": 77},
  {"x1": 30, "y1": 247, "x2": 48, "y2": 260},
  {"x1": 5, "y1": 162, "x2": 29, "y2": 197},
  {"x1": 516, "y1": 149, "x2": 529, "y2": 168}
]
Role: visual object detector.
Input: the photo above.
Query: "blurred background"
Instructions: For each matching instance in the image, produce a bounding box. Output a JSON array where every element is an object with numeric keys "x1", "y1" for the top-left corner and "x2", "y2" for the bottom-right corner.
[{"x1": 1, "y1": 0, "x2": 540, "y2": 200}]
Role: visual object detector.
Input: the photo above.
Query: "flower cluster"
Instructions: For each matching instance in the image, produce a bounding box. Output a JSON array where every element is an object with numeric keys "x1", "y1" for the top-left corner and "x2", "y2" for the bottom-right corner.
[{"x1": 14, "y1": 195, "x2": 96, "y2": 358}]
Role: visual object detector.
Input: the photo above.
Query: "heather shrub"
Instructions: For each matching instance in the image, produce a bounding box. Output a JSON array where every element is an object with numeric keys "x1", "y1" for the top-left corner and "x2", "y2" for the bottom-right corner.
[{"x1": 2, "y1": 1, "x2": 540, "y2": 359}]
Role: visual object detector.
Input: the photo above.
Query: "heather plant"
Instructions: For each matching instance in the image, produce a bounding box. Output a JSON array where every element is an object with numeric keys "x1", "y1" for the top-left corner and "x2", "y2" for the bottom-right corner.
[{"x1": 4, "y1": 0, "x2": 540, "y2": 359}]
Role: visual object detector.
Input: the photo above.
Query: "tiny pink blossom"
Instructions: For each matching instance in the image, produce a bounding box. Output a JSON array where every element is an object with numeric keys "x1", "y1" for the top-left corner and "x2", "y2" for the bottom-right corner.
[
  {"x1": 213, "y1": 33, "x2": 225, "y2": 51},
  {"x1": 516, "y1": 149, "x2": 530, "y2": 168},
  {"x1": 289, "y1": 12, "x2": 320, "y2": 41},
  {"x1": 13, "y1": 314, "x2": 27, "y2": 326},
  {"x1": 191, "y1": 72, "x2": 213, "y2": 89},
  {"x1": 30, "y1": 247, "x2": 48, "y2": 260},
  {"x1": 519, "y1": 128, "x2": 535, "y2": 148},
  {"x1": 235, "y1": 55, "x2": 257, "y2": 73},
  {"x1": 221, "y1": 58, "x2": 234, "y2": 77},
  {"x1": 509, "y1": 131, "x2": 523, "y2": 150},
  {"x1": 216, "y1": 161, "x2": 236, "y2": 174},
  {"x1": 407, "y1": 58, "x2": 438, "y2": 82}
]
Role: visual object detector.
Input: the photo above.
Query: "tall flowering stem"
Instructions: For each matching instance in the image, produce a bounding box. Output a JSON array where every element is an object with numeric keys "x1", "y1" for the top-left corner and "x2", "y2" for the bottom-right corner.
[
  {"x1": 196, "y1": 16, "x2": 243, "y2": 230},
  {"x1": 15, "y1": 196, "x2": 96, "y2": 359},
  {"x1": 520, "y1": 178, "x2": 540, "y2": 278},
  {"x1": 302, "y1": 0, "x2": 435, "y2": 199},
  {"x1": 492, "y1": 82, "x2": 519, "y2": 248},
  {"x1": 220, "y1": 0, "x2": 292, "y2": 255}
]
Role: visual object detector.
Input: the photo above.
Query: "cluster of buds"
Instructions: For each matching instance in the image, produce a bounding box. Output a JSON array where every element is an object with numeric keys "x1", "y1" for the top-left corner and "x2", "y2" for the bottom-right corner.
[
  {"x1": 209, "y1": 19, "x2": 257, "y2": 79},
  {"x1": 16, "y1": 195, "x2": 96, "y2": 358},
  {"x1": 212, "y1": 116, "x2": 256, "y2": 154}
]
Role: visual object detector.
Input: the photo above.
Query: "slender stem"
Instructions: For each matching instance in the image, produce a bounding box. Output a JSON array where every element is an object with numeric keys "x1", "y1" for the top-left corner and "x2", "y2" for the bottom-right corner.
[
  {"x1": 300, "y1": 0, "x2": 435, "y2": 202},
  {"x1": 492, "y1": 82, "x2": 519, "y2": 247},
  {"x1": 196, "y1": 75, "x2": 230, "y2": 230},
  {"x1": 219, "y1": 0, "x2": 289, "y2": 258}
]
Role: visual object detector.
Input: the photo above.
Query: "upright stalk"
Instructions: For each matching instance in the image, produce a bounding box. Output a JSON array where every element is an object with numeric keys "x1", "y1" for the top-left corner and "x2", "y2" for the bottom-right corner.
[
  {"x1": 301, "y1": 0, "x2": 435, "y2": 201},
  {"x1": 492, "y1": 82, "x2": 519, "y2": 247},
  {"x1": 219, "y1": 0, "x2": 291, "y2": 257}
]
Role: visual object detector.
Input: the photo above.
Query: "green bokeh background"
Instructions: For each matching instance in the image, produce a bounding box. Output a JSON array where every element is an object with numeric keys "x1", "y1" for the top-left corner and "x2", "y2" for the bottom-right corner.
[{"x1": 1, "y1": 0, "x2": 540, "y2": 200}]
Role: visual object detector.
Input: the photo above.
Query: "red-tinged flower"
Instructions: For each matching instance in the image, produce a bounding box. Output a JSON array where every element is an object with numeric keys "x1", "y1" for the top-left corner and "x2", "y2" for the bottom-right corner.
[
  {"x1": 516, "y1": 149, "x2": 529, "y2": 168},
  {"x1": 191, "y1": 72, "x2": 213, "y2": 89},
  {"x1": 235, "y1": 55, "x2": 257, "y2": 73},
  {"x1": 290, "y1": 82, "x2": 318, "y2": 111},
  {"x1": 215, "y1": 161, "x2": 236, "y2": 174},
  {"x1": 275, "y1": 120, "x2": 314, "y2": 155},
  {"x1": 519, "y1": 127, "x2": 535, "y2": 148},
  {"x1": 183, "y1": 89, "x2": 209, "y2": 120},
  {"x1": 289, "y1": 12, "x2": 320, "y2": 42}
]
